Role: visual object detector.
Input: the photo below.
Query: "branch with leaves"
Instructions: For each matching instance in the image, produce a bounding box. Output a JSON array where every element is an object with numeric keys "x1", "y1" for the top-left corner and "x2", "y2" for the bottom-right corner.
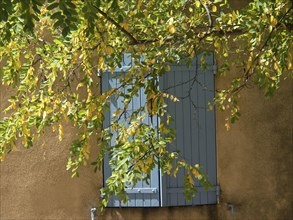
[{"x1": 0, "y1": 0, "x2": 292, "y2": 209}]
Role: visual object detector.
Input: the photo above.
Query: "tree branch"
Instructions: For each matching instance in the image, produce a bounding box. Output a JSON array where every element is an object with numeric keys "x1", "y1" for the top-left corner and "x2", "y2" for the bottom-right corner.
[
  {"x1": 240, "y1": 4, "x2": 293, "y2": 87},
  {"x1": 200, "y1": 0, "x2": 212, "y2": 29},
  {"x1": 91, "y1": 4, "x2": 139, "y2": 45}
]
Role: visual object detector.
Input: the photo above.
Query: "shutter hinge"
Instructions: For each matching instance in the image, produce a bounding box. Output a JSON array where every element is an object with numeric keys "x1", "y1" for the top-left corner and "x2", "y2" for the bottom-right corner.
[
  {"x1": 97, "y1": 70, "x2": 101, "y2": 77},
  {"x1": 216, "y1": 185, "x2": 221, "y2": 204},
  {"x1": 213, "y1": 65, "x2": 217, "y2": 75},
  {"x1": 125, "y1": 188, "x2": 157, "y2": 194},
  {"x1": 216, "y1": 185, "x2": 221, "y2": 196}
]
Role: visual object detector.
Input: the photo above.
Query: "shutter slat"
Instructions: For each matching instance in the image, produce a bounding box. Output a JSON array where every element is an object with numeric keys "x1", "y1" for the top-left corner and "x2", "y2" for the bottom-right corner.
[{"x1": 175, "y1": 69, "x2": 184, "y2": 191}]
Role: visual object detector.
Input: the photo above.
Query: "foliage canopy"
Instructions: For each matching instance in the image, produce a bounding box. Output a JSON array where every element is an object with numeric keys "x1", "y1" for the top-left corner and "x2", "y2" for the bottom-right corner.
[{"x1": 0, "y1": 0, "x2": 292, "y2": 207}]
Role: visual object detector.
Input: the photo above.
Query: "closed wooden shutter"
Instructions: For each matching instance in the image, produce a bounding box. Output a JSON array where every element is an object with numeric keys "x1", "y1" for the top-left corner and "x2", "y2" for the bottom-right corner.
[
  {"x1": 102, "y1": 53, "x2": 160, "y2": 207},
  {"x1": 160, "y1": 54, "x2": 217, "y2": 206},
  {"x1": 102, "y1": 53, "x2": 217, "y2": 207}
]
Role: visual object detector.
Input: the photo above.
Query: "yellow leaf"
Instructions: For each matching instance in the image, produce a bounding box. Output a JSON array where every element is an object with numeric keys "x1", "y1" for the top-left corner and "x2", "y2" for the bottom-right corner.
[
  {"x1": 173, "y1": 166, "x2": 179, "y2": 177},
  {"x1": 270, "y1": 15, "x2": 277, "y2": 27},
  {"x1": 63, "y1": 114, "x2": 69, "y2": 122},
  {"x1": 195, "y1": 1, "x2": 201, "y2": 8},
  {"x1": 165, "y1": 65, "x2": 171, "y2": 71},
  {"x1": 225, "y1": 121, "x2": 230, "y2": 131},
  {"x1": 232, "y1": 10, "x2": 237, "y2": 21},
  {"x1": 23, "y1": 125, "x2": 29, "y2": 137},
  {"x1": 147, "y1": 59, "x2": 156, "y2": 64},
  {"x1": 28, "y1": 67, "x2": 34, "y2": 75},
  {"x1": 162, "y1": 93, "x2": 169, "y2": 98},
  {"x1": 168, "y1": 25, "x2": 176, "y2": 34},
  {"x1": 76, "y1": 82, "x2": 84, "y2": 90},
  {"x1": 105, "y1": 46, "x2": 114, "y2": 55},
  {"x1": 211, "y1": 5, "x2": 217, "y2": 12},
  {"x1": 113, "y1": 109, "x2": 120, "y2": 117},
  {"x1": 214, "y1": 39, "x2": 220, "y2": 48},
  {"x1": 171, "y1": 95, "x2": 179, "y2": 102},
  {"x1": 147, "y1": 92, "x2": 157, "y2": 115},
  {"x1": 200, "y1": 56, "x2": 205, "y2": 65},
  {"x1": 11, "y1": 141, "x2": 19, "y2": 151},
  {"x1": 138, "y1": 161, "x2": 148, "y2": 173},
  {"x1": 188, "y1": 175, "x2": 194, "y2": 185},
  {"x1": 129, "y1": 127, "x2": 136, "y2": 136},
  {"x1": 167, "y1": 115, "x2": 172, "y2": 125},
  {"x1": 159, "y1": 123, "x2": 169, "y2": 134},
  {"x1": 58, "y1": 124, "x2": 63, "y2": 141},
  {"x1": 137, "y1": 0, "x2": 142, "y2": 10},
  {"x1": 121, "y1": 22, "x2": 129, "y2": 31},
  {"x1": 191, "y1": 168, "x2": 199, "y2": 177},
  {"x1": 52, "y1": 125, "x2": 56, "y2": 132},
  {"x1": 167, "y1": 162, "x2": 172, "y2": 175},
  {"x1": 98, "y1": 57, "x2": 105, "y2": 70},
  {"x1": 246, "y1": 53, "x2": 253, "y2": 70},
  {"x1": 146, "y1": 156, "x2": 153, "y2": 165},
  {"x1": 141, "y1": 165, "x2": 148, "y2": 173},
  {"x1": 274, "y1": 62, "x2": 279, "y2": 71}
]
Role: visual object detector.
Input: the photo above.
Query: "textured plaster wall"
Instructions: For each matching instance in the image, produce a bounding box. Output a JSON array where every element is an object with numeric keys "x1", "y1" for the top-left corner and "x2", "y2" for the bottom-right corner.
[
  {"x1": 1, "y1": 75, "x2": 292, "y2": 220},
  {"x1": 216, "y1": 76, "x2": 292, "y2": 220},
  {"x1": 1, "y1": 1, "x2": 292, "y2": 219},
  {"x1": 0, "y1": 86, "x2": 101, "y2": 219}
]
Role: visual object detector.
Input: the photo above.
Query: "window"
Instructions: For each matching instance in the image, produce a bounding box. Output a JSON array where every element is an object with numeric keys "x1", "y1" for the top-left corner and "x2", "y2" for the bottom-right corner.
[{"x1": 102, "y1": 53, "x2": 217, "y2": 207}]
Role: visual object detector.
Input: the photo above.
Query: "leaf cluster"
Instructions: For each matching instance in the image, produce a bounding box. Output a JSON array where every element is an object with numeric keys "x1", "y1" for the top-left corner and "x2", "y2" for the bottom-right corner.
[{"x1": 0, "y1": 0, "x2": 292, "y2": 208}]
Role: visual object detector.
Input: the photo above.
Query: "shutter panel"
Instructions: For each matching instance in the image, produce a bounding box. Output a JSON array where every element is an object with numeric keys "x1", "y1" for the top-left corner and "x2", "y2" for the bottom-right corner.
[
  {"x1": 160, "y1": 54, "x2": 217, "y2": 206},
  {"x1": 102, "y1": 53, "x2": 160, "y2": 207}
]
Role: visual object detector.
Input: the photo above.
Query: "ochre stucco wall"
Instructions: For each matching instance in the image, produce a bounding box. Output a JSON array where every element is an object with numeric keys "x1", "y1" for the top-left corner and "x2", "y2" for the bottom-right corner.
[
  {"x1": 1, "y1": 1, "x2": 292, "y2": 219},
  {"x1": 216, "y1": 77, "x2": 292, "y2": 220},
  {"x1": 0, "y1": 86, "x2": 101, "y2": 219},
  {"x1": 1, "y1": 75, "x2": 292, "y2": 220}
]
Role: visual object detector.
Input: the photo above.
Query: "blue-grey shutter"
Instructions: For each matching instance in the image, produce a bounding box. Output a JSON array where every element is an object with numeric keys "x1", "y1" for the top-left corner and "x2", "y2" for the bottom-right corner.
[
  {"x1": 160, "y1": 54, "x2": 217, "y2": 206},
  {"x1": 103, "y1": 53, "x2": 217, "y2": 207},
  {"x1": 102, "y1": 53, "x2": 160, "y2": 207}
]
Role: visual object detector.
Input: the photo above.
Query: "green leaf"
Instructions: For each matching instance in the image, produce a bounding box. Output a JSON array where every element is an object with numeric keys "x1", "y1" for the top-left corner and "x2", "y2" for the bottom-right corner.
[
  {"x1": 51, "y1": 12, "x2": 63, "y2": 20},
  {"x1": 47, "y1": 2, "x2": 59, "y2": 10}
]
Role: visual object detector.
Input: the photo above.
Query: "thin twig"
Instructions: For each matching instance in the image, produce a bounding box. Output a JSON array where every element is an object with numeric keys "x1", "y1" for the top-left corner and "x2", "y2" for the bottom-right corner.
[
  {"x1": 230, "y1": 5, "x2": 292, "y2": 94},
  {"x1": 200, "y1": 0, "x2": 213, "y2": 29},
  {"x1": 91, "y1": 4, "x2": 139, "y2": 44}
]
